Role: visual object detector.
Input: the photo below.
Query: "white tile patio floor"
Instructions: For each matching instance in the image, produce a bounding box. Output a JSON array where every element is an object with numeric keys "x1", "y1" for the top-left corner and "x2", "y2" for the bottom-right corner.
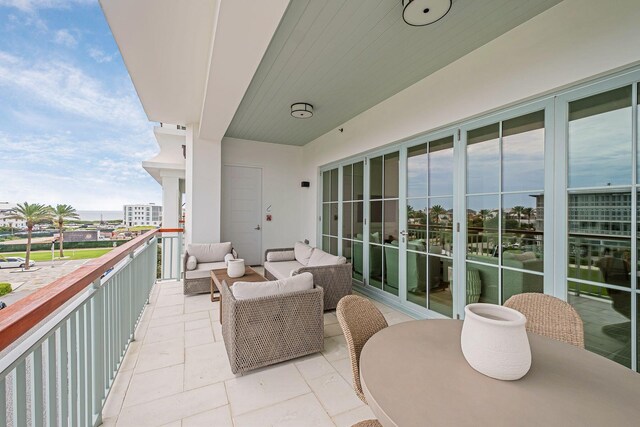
[{"x1": 100, "y1": 274, "x2": 414, "y2": 427}]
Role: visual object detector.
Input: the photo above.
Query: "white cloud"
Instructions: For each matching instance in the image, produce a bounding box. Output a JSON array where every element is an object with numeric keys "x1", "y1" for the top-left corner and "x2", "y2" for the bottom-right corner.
[
  {"x1": 0, "y1": 51, "x2": 146, "y2": 128},
  {"x1": 88, "y1": 47, "x2": 116, "y2": 63},
  {"x1": 54, "y1": 29, "x2": 78, "y2": 47},
  {"x1": 0, "y1": 0, "x2": 92, "y2": 12}
]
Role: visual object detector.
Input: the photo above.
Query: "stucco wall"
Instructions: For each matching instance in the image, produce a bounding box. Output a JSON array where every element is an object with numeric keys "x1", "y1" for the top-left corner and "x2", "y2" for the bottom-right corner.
[{"x1": 300, "y1": 0, "x2": 640, "y2": 245}]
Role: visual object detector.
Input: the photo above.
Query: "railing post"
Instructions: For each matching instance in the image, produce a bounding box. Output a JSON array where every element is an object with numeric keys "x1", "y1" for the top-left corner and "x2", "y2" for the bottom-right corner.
[{"x1": 91, "y1": 277, "x2": 103, "y2": 427}]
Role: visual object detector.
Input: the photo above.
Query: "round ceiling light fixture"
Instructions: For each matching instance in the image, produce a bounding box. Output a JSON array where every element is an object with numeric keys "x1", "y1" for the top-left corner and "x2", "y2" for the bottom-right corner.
[
  {"x1": 402, "y1": 0, "x2": 452, "y2": 26},
  {"x1": 291, "y1": 102, "x2": 313, "y2": 119}
]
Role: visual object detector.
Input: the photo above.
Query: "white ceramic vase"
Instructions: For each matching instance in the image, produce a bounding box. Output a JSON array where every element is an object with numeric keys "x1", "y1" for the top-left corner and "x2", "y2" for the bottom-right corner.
[
  {"x1": 460, "y1": 303, "x2": 531, "y2": 381},
  {"x1": 227, "y1": 259, "x2": 245, "y2": 278}
]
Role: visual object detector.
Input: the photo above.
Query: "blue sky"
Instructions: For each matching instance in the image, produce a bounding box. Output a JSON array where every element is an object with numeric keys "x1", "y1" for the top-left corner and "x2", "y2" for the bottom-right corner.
[{"x1": 0, "y1": 0, "x2": 161, "y2": 210}]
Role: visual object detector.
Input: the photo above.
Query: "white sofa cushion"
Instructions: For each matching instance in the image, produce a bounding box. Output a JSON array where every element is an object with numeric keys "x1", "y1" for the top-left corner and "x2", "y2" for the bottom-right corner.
[
  {"x1": 232, "y1": 272, "x2": 313, "y2": 300},
  {"x1": 184, "y1": 261, "x2": 227, "y2": 279},
  {"x1": 186, "y1": 255, "x2": 197, "y2": 271},
  {"x1": 187, "y1": 242, "x2": 232, "y2": 263},
  {"x1": 307, "y1": 249, "x2": 347, "y2": 267},
  {"x1": 294, "y1": 242, "x2": 314, "y2": 266},
  {"x1": 264, "y1": 260, "x2": 304, "y2": 280},
  {"x1": 224, "y1": 253, "x2": 235, "y2": 265},
  {"x1": 266, "y1": 250, "x2": 296, "y2": 262}
]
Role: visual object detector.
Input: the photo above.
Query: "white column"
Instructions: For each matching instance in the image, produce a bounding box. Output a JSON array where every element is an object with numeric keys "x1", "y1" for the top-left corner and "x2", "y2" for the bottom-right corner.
[
  {"x1": 186, "y1": 124, "x2": 221, "y2": 245},
  {"x1": 161, "y1": 174, "x2": 181, "y2": 228}
]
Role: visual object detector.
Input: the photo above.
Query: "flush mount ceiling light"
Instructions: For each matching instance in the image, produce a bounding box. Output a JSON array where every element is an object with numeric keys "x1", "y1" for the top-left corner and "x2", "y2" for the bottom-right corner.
[
  {"x1": 402, "y1": 0, "x2": 452, "y2": 26},
  {"x1": 291, "y1": 102, "x2": 313, "y2": 119}
]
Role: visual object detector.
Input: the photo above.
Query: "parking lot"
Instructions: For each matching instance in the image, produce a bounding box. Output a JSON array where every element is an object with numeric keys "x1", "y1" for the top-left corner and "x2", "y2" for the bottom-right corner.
[{"x1": 0, "y1": 259, "x2": 90, "y2": 305}]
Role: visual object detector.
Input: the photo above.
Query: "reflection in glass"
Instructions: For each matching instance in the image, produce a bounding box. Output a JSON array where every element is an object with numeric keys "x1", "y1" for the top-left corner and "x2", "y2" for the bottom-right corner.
[
  {"x1": 501, "y1": 270, "x2": 543, "y2": 304},
  {"x1": 428, "y1": 255, "x2": 453, "y2": 317},
  {"x1": 466, "y1": 262, "x2": 498, "y2": 305},
  {"x1": 330, "y1": 203, "x2": 338, "y2": 236},
  {"x1": 353, "y1": 161, "x2": 364, "y2": 201},
  {"x1": 466, "y1": 195, "x2": 499, "y2": 262},
  {"x1": 343, "y1": 164, "x2": 352, "y2": 201},
  {"x1": 322, "y1": 204, "x2": 331, "y2": 235},
  {"x1": 384, "y1": 152, "x2": 399, "y2": 199},
  {"x1": 429, "y1": 197, "x2": 453, "y2": 256},
  {"x1": 567, "y1": 191, "x2": 631, "y2": 287},
  {"x1": 568, "y1": 86, "x2": 632, "y2": 188},
  {"x1": 569, "y1": 282, "x2": 631, "y2": 368},
  {"x1": 370, "y1": 156, "x2": 383, "y2": 199},
  {"x1": 323, "y1": 236, "x2": 338, "y2": 256},
  {"x1": 501, "y1": 193, "x2": 544, "y2": 271},
  {"x1": 383, "y1": 246, "x2": 399, "y2": 296},
  {"x1": 383, "y1": 200, "x2": 399, "y2": 243},
  {"x1": 502, "y1": 110, "x2": 544, "y2": 192},
  {"x1": 407, "y1": 199, "x2": 427, "y2": 248},
  {"x1": 342, "y1": 203, "x2": 352, "y2": 239},
  {"x1": 352, "y1": 241, "x2": 363, "y2": 281},
  {"x1": 353, "y1": 202, "x2": 364, "y2": 239},
  {"x1": 369, "y1": 244, "x2": 383, "y2": 289},
  {"x1": 370, "y1": 201, "x2": 383, "y2": 238},
  {"x1": 407, "y1": 252, "x2": 426, "y2": 307},
  {"x1": 429, "y1": 136, "x2": 454, "y2": 196},
  {"x1": 330, "y1": 168, "x2": 338, "y2": 202},
  {"x1": 408, "y1": 144, "x2": 428, "y2": 198},
  {"x1": 467, "y1": 123, "x2": 499, "y2": 194},
  {"x1": 322, "y1": 171, "x2": 331, "y2": 202}
]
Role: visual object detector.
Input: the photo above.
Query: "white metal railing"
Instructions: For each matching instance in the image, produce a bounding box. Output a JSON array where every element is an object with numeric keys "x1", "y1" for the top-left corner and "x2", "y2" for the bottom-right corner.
[
  {"x1": 0, "y1": 234, "x2": 157, "y2": 426},
  {"x1": 159, "y1": 230, "x2": 183, "y2": 281}
]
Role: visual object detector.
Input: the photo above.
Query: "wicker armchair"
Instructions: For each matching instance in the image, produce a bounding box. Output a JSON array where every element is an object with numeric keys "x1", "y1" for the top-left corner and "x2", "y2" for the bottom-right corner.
[
  {"x1": 352, "y1": 420, "x2": 382, "y2": 427},
  {"x1": 336, "y1": 295, "x2": 388, "y2": 403},
  {"x1": 182, "y1": 245, "x2": 237, "y2": 295},
  {"x1": 219, "y1": 280, "x2": 324, "y2": 374},
  {"x1": 504, "y1": 293, "x2": 584, "y2": 348},
  {"x1": 264, "y1": 248, "x2": 352, "y2": 310}
]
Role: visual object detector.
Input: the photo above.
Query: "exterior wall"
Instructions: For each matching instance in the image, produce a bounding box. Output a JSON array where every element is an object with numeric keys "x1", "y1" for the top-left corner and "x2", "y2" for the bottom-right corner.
[
  {"x1": 221, "y1": 137, "x2": 304, "y2": 255},
  {"x1": 0, "y1": 203, "x2": 27, "y2": 229},
  {"x1": 300, "y1": 0, "x2": 640, "y2": 245},
  {"x1": 123, "y1": 204, "x2": 163, "y2": 227}
]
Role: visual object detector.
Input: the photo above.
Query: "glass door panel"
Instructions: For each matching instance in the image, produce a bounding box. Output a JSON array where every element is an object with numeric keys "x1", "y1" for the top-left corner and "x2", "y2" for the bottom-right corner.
[
  {"x1": 342, "y1": 161, "x2": 364, "y2": 282},
  {"x1": 321, "y1": 168, "x2": 339, "y2": 255}
]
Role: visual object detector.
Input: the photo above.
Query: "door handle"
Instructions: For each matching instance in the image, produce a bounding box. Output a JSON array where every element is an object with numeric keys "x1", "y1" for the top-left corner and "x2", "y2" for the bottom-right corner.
[
  {"x1": 254, "y1": 225, "x2": 261, "y2": 230},
  {"x1": 400, "y1": 230, "x2": 408, "y2": 236}
]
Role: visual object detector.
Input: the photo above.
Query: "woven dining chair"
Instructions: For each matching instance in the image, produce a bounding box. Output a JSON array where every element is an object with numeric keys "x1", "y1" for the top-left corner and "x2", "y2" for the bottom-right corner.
[
  {"x1": 337, "y1": 295, "x2": 388, "y2": 402},
  {"x1": 503, "y1": 293, "x2": 585, "y2": 348}
]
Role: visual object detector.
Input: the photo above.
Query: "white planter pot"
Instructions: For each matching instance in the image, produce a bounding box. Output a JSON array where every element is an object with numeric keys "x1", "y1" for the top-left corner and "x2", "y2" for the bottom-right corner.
[
  {"x1": 227, "y1": 259, "x2": 245, "y2": 278},
  {"x1": 461, "y1": 303, "x2": 531, "y2": 381}
]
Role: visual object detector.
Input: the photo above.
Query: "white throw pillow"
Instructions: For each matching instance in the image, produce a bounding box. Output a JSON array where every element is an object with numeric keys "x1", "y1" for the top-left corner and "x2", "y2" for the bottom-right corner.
[
  {"x1": 294, "y1": 242, "x2": 314, "y2": 266},
  {"x1": 307, "y1": 249, "x2": 346, "y2": 267},
  {"x1": 232, "y1": 272, "x2": 314, "y2": 300},
  {"x1": 186, "y1": 255, "x2": 197, "y2": 271},
  {"x1": 224, "y1": 253, "x2": 235, "y2": 265},
  {"x1": 187, "y1": 242, "x2": 232, "y2": 263},
  {"x1": 266, "y1": 250, "x2": 296, "y2": 262}
]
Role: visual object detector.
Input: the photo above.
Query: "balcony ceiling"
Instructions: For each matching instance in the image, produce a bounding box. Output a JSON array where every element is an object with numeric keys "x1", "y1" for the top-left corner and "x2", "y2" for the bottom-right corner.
[{"x1": 225, "y1": 0, "x2": 563, "y2": 146}]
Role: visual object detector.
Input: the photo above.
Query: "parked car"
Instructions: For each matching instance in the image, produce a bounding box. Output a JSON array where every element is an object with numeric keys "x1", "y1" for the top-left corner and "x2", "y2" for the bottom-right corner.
[{"x1": 0, "y1": 256, "x2": 36, "y2": 269}]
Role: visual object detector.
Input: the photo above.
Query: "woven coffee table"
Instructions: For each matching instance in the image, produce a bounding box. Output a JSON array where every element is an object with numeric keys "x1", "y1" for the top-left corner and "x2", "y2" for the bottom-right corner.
[{"x1": 210, "y1": 266, "x2": 266, "y2": 323}]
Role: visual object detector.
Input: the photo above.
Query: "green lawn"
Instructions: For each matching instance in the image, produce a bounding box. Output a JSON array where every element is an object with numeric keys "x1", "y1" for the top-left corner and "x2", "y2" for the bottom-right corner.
[{"x1": 0, "y1": 248, "x2": 113, "y2": 261}]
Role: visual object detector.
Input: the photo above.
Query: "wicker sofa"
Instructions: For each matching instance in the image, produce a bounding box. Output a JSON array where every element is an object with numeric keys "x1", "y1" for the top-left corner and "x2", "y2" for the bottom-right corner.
[
  {"x1": 264, "y1": 242, "x2": 352, "y2": 311},
  {"x1": 182, "y1": 242, "x2": 237, "y2": 295},
  {"x1": 219, "y1": 272, "x2": 324, "y2": 374}
]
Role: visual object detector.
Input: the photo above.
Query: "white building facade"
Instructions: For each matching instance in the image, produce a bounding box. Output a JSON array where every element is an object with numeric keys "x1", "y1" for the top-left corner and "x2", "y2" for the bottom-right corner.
[
  {"x1": 123, "y1": 204, "x2": 162, "y2": 227},
  {"x1": 102, "y1": 0, "x2": 640, "y2": 371},
  {"x1": 0, "y1": 202, "x2": 27, "y2": 229}
]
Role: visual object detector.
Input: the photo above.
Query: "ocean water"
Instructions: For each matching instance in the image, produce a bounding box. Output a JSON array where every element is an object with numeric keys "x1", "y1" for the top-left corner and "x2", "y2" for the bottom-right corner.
[{"x1": 77, "y1": 210, "x2": 123, "y2": 221}]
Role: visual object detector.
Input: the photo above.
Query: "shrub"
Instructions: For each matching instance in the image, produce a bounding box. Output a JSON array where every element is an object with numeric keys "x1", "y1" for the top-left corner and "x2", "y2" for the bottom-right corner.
[{"x1": 0, "y1": 282, "x2": 12, "y2": 297}]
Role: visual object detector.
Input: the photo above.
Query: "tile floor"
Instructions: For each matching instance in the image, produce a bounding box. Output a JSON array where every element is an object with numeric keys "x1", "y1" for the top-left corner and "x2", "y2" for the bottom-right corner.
[{"x1": 100, "y1": 274, "x2": 414, "y2": 427}]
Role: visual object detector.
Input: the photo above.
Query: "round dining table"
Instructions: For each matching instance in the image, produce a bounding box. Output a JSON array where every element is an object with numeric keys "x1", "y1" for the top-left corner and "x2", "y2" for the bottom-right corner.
[{"x1": 360, "y1": 319, "x2": 640, "y2": 427}]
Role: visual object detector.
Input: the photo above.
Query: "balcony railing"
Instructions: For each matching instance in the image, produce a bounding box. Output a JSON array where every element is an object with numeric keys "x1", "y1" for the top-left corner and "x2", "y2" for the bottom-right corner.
[{"x1": 0, "y1": 229, "x2": 174, "y2": 426}]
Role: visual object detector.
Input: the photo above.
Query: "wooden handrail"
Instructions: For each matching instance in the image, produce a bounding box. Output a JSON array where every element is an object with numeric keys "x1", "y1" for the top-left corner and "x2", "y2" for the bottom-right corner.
[
  {"x1": 0, "y1": 229, "x2": 159, "y2": 353},
  {"x1": 158, "y1": 228, "x2": 184, "y2": 233}
]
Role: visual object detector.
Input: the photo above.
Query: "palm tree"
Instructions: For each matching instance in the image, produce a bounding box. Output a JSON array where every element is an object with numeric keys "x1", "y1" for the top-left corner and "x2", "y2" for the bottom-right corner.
[
  {"x1": 478, "y1": 209, "x2": 491, "y2": 224},
  {"x1": 512, "y1": 206, "x2": 525, "y2": 228},
  {"x1": 430, "y1": 205, "x2": 446, "y2": 224},
  {"x1": 50, "y1": 204, "x2": 80, "y2": 258},
  {"x1": 523, "y1": 207, "x2": 534, "y2": 227},
  {"x1": 6, "y1": 202, "x2": 52, "y2": 270}
]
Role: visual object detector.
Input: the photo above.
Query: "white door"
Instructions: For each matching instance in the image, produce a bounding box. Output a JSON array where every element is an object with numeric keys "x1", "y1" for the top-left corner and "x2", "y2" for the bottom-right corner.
[{"x1": 221, "y1": 166, "x2": 262, "y2": 265}]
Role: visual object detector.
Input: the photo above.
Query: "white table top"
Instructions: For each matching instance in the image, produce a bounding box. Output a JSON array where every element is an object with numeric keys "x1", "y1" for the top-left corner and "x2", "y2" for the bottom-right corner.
[{"x1": 360, "y1": 319, "x2": 640, "y2": 427}]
